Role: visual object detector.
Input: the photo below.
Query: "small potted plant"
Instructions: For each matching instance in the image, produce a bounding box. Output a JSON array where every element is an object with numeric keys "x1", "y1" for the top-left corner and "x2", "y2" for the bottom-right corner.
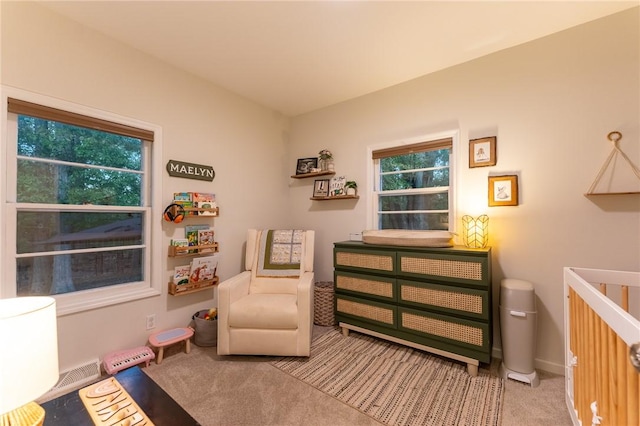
[
  {"x1": 345, "y1": 181, "x2": 358, "y2": 196},
  {"x1": 318, "y1": 149, "x2": 334, "y2": 171}
]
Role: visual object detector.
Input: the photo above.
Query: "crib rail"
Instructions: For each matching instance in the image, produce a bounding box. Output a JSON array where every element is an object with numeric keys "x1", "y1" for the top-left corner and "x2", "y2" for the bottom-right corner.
[{"x1": 564, "y1": 267, "x2": 640, "y2": 426}]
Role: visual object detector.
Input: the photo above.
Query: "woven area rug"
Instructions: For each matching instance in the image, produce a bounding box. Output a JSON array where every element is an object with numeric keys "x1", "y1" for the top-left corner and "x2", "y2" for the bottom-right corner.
[{"x1": 272, "y1": 329, "x2": 504, "y2": 426}]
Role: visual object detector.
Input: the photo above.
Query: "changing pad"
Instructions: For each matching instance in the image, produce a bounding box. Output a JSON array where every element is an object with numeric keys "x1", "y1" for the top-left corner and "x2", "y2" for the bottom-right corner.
[{"x1": 362, "y1": 230, "x2": 454, "y2": 247}]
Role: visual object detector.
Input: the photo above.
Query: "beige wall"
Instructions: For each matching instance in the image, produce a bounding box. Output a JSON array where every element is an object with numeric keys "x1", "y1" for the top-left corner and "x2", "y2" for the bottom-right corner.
[
  {"x1": 288, "y1": 8, "x2": 639, "y2": 373},
  {"x1": 1, "y1": 2, "x2": 292, "y2": 371},
  {"x1": 1, "y1": 2, "x2": 638, "y2": 374}
]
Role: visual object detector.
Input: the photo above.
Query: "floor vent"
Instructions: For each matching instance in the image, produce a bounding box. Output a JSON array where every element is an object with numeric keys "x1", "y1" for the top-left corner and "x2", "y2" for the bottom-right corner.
[{"x1": 37, "y1": 359, "x2": 102, "y2": 403}]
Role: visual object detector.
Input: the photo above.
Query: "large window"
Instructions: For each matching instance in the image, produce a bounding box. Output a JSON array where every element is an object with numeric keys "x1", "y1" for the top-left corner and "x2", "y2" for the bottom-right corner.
[
  {"x1": 1, "y1": 89, "x2": 162, "y2": 314},
  {"x1": 371, "y1": 133, "x2": 456, "y2": 231}
]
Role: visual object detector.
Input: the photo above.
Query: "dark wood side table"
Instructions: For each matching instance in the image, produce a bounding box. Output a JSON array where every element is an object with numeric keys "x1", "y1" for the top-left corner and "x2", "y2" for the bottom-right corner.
[{"x1": 42, "y1": 366, "x2": 200, "y2": 425}]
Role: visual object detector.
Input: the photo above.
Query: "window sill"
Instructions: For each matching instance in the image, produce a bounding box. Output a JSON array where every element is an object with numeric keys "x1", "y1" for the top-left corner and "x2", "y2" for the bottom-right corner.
[{"x1": 54, "y1": 285, "x2": 161, "y2": 316}]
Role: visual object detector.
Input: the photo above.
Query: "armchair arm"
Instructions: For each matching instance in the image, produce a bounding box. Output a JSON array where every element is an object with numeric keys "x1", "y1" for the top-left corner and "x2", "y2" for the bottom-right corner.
[
  {"x1": 219, "y1": 270, "x2": 252, "y2": 305},
  {"x1": 297, "y1": 271, "x2": 315, "y2": 355},
  {"x1": 217, "y1": 271, "x2": 251, "y2": 355}
]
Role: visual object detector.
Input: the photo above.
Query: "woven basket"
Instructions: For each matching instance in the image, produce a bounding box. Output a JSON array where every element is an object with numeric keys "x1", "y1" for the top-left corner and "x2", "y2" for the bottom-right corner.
[{"x1": 314, "y1": 281, "x2": 336, "y2": 326}]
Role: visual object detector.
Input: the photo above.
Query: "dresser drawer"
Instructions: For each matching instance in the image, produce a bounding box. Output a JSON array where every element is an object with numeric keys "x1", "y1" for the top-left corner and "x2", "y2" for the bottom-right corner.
[
  {"x1": 397, "y1": 251, "x2": 489, "y2": 288},
  {"x1": 334, "y1": 247, "x2": 396, "y2": 276},
  {"x1": 336, "y1": 294, "x2": 397, "y2": 329},
  {"x1": 399, "y1": 279, "x2": 489, "y2": 320},
  {"x1": 398, "y1": 306, "x2": 490, "y2": 355},
  {"x1": 335, "y1": 271, "x2": 396, "y2": 302}
]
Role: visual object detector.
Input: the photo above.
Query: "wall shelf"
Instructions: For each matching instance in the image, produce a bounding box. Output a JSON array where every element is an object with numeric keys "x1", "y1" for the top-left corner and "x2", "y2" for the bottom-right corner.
[
  {"x1": 310, "y1": 195, "x2": 359, "y2": 201},
  {"x1": 585, "y1": 131, "x2": 640, "y2": 195},
  {"x1": 291, "y1": 171, "x2": 335, "y2": 179},
  {"x1": 182, "y1": 207, "x2": 219, "y2": 216},
  {"x1": 169, "y1": 277, "x2": 219, "y2": 296},
  {"x1": 168, "y1": 243, "x2": 219, "y2": 257}
]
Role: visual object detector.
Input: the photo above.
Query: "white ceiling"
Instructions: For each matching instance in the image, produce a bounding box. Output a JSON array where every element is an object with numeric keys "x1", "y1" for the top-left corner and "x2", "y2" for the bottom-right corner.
[{"x1": 38, "y1": 1, "x2": 638, "y2": 117}]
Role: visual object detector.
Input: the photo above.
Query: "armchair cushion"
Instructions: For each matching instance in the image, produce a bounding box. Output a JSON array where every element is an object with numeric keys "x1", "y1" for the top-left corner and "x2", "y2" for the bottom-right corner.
[{"x1": 228, "y1": 294, "x2": 298, "y2": 329}]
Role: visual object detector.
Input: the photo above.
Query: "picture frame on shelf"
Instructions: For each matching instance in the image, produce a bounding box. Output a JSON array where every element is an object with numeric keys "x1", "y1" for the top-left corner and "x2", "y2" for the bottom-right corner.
[
  {"x1": 469, "y1": 137, "x2": 497, "y2": 168},
  {"x1": 488, "y1": 175, "x2": 518, "y2": 206},
  {"x1": 329, "y1": 175, "x2": 346, "y2": 196},
  {"x1": 313, "y1": 179, "x2": 330, "y2": 197},
  {"x1": 296, "y1": 157, "x2": 318, "y2": 175}
]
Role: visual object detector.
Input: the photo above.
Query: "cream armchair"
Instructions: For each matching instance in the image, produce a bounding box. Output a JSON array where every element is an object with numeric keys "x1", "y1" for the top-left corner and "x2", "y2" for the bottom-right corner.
[{"x1": 217, "y1": 229, "x2": 314, "y2": 356}]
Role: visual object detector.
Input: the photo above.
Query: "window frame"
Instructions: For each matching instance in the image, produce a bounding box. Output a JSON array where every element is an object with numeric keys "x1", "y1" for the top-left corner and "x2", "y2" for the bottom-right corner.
[
  {"x1": 1, "y1": 86, "x2": 163, "y2": 315},
  {"x1": 366, "y1": 130, "x2": 458, "y2": 232}
]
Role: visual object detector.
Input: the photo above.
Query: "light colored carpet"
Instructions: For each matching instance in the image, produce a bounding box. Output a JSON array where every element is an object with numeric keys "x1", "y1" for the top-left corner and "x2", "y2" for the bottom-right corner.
[
  {"x1": 272, "y1": 329, "x2": 503, "y2": 426},
  {"x1": 142, "y1": 326, "x2": 572, "y2": 425}
]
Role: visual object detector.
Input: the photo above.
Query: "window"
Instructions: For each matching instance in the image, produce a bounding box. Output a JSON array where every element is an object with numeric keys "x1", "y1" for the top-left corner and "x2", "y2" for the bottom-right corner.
[
  {"x1": 370, "y1": 132, "x2": 456, "y2": 231},
  {"x1": 1, "y1": 88, "x2": 162, "y2": 315}
]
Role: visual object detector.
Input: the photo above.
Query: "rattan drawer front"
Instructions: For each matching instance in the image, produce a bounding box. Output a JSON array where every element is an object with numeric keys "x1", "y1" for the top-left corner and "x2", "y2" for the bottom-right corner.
[
  {"x1": 399, "y1": 254, "x2": 486, "y2": 285},
  {"x1": 399, "y1": 308, "x2": 488, "y2": 350},
  {"x1": 336, "y1": 296, "x2": 396, "y2": 327},
  {"x1": 335, "y1": 272, "x2": 395, "y2": 301},
  {"x1": 399, "y1": 280, "x2": 488, "y2": 319},
  {"x1": 335, "y1": 249, "x2": 395, "y2": 275}
]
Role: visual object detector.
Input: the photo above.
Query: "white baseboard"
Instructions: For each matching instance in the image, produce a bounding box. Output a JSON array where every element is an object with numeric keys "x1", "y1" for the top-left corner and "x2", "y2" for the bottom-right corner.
[{"x1": 492, "y1": 347, "x2": 565, "y2": 376}]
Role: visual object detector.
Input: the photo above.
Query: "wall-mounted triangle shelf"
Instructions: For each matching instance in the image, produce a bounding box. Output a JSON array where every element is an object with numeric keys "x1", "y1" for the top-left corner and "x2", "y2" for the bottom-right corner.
[{"x1": 585, "y1": 131, "x2": 640, "y2": 196}]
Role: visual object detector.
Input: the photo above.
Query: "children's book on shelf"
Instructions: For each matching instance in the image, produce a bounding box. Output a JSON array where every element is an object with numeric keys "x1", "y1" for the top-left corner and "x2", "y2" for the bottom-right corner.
[
  {"x1": 173, "y1": 192, "x2": 192, "y2": 201},
  {"x1": 173, "y1": 199, "x2": 197, "y2": 216},
  {"x1": 192, "y1": 192, "x2": 217, "y2": 215},
  {"x1": 189, "y1": 255, "x2": 217, "y2": 282},
  {"x1": 171, "y1": 238, "x2": 189, "y2": 254},
  {"x1": 185, "y1": 224, "x2": 210, "y2": 252},
  {"x1": 198, "y1": 229, "x2": 215, "y2": 252},
  {"x1": 173, "y1": 264, "x2": 191, "y2": 285}
]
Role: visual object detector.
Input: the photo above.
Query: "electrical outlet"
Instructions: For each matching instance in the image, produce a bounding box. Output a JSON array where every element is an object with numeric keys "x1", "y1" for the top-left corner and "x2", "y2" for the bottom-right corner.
[{"x1": 146, "y1": 314, "x2": 156, "y2": 330}]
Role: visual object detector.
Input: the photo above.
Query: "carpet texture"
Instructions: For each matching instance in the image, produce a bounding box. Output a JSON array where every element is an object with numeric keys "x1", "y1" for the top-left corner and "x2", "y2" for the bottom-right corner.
[{"x1": 272, "y1": 329, "x2": 504, "y2": 426}]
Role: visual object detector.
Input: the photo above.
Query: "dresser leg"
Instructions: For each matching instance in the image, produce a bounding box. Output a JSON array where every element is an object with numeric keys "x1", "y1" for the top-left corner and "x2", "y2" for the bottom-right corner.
[
  {"x1": 341, "y1": 327, "x2": 349, "y2": 337},
  {"x1": 467, "y1": 363, "x2": 478, "y2": 377}
]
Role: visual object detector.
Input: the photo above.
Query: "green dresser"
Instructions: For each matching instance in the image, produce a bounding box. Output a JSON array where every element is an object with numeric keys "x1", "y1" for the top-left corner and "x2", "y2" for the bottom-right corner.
[{"x1": 333, "y1": 241, "x2": 492, "y2": 376}]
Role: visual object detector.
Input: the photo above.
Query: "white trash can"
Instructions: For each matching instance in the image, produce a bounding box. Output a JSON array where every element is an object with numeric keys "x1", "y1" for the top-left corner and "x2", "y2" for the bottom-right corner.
[{"x1": 499, "y1": 278, "x2": 539, "y2": 387}]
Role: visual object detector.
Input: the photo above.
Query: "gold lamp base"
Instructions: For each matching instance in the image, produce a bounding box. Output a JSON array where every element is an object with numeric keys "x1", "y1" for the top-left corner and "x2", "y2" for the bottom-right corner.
[{"x1": 1, "y1": 401, "x2": 45, "y2": 426}]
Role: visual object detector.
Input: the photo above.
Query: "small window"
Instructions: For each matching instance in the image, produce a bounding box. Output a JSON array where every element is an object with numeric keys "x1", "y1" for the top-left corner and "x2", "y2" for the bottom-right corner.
[
  {"x1": 372, "y1": 135, "x2": 455, "y2": 231},
  {"x1": 2, "y1": 90, "x2": 162, "y2": 314}
]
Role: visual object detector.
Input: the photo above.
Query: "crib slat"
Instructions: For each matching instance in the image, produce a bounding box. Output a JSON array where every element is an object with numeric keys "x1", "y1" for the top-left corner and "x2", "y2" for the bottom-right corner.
[
  {"x1": 607, "y1": 326, "x2": 618, "y2": 426},
  {"x1": 579, "y1": 290, "x2": 588, "y2": 423},
  {"x1": 587, "y1": 296, "x2": 596, "y2": 424},
  {"x1": 599, "y1": 282, "x2": 607, "y2": 295},
  {"x1": 627, "y1": 350, "x2": 639, "y2": 426},
  {"x1": 598, "y1": 312, "x2": 610, "y2": 422},
  {"x1": 621, "y1": 285, "x2": 629, "y2": 312},
  {"x1": 616, "y1": 335, "x2": 628, "y2": 426}
]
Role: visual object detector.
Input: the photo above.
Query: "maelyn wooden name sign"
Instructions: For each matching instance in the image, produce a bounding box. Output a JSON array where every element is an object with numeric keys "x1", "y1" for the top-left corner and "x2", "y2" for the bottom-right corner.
[{"x1": 166, "y1": 160, "x2": 215, "y2": 181}]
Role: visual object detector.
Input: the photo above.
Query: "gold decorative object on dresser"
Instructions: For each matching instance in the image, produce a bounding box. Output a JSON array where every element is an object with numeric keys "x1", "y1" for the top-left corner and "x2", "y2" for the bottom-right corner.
[{"x1": 333, "y1": 241, "x2": 492, "y2": 376}]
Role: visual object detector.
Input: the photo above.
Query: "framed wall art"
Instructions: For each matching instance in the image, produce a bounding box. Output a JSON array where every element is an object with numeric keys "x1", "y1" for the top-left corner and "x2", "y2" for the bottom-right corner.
[
  {"x1": 329, "y1": 175, "x2": 346, "y2": 196},
  {"x1": 313, "y1": 179, "x2": 330, "y2": 197},
  {"x1": 469, "y1": 137, "x2": 497, "y2": 168},
  {"x1": 488, "y1": 175, "x2": 518, "y2": 206},
  {"x1": 296, "y1": 157, "x2": 318, "y2": 175}
]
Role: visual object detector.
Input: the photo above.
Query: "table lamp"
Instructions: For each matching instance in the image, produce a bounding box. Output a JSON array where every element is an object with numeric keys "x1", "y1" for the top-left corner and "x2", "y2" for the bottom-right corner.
[
  {"x1": 462, "y1": 215, "x2": 489, "y2": 248},
  {"x1": 0, "y1": 297, "x2": 59, "y2": 426}
]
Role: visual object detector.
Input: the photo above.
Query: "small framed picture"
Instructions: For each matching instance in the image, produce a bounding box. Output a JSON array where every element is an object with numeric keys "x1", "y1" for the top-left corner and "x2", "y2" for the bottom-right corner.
[
  {"x1": 313, "y1": 179, "x2": 330, "y2": 197},
  {"x1": 296, "y1": 157, "x2": 318, "y2": 175},
  {"x1": 469, "y1": 137, "x2": 497, "y2": 168},
  {"x1": 488, "y1": 175, "x2": 518, "y2": 206},
  {"x1": 329, "y1": 175, "x2": 346, "y2": 196}
]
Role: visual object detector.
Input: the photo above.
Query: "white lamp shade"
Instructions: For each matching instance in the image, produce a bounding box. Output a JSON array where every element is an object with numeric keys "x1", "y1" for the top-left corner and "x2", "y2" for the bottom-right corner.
[{"x1": 0, "y1": 297, "x2": 59, "y2": 415}]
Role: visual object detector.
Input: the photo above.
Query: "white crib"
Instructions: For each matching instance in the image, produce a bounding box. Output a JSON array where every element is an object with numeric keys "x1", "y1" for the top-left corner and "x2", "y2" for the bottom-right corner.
[{"x1": 564, "y1": 267, "x2": 640, "y2": 426}]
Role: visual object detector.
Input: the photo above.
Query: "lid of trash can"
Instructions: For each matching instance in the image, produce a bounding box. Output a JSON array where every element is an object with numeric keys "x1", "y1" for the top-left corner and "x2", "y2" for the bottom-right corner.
[{"x1": 500, "y1": 279, "x2": 536, "y2": 311}]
